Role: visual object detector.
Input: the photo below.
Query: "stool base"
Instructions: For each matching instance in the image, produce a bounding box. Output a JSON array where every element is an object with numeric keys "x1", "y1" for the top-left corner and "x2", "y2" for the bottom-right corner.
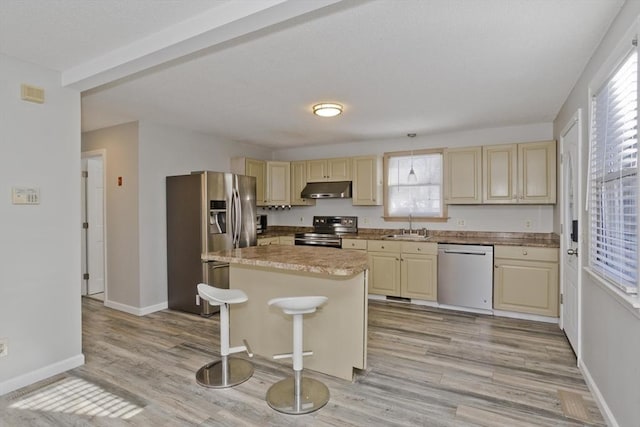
[
  {"x1": 196, "y1": 357, "x2": 253, "y2": 388},
  {"x1": 266, "y1": 375, "x2": 329, "y2": 415}
]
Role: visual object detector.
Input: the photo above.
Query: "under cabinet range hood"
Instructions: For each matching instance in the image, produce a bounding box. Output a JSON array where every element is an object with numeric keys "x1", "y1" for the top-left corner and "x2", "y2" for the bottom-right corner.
[{"x1": 301, "y1": 181, "x2": 352, "y2": 199}]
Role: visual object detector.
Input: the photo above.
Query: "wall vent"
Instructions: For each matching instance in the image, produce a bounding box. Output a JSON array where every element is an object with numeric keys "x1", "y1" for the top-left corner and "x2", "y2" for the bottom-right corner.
[{"x1": 21, "y1": 84, "x2": 45, "y2": 104}]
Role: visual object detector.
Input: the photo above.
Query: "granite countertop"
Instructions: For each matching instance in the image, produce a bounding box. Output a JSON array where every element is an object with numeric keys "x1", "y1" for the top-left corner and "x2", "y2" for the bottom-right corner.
[
  {"x1": 344, "y1": 230, "x2": 560, "y2": 248},
  {"x1": 258, "y1": 226, "x2": 559, "y2": 248},
  {"x1": 202, "y1": 245, "x2": 368, "y2": 276}
]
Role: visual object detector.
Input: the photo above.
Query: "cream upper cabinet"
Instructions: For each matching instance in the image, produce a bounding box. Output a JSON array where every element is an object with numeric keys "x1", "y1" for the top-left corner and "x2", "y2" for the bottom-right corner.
[
  {"x1": 483, "y1": 144, "x2": 518, "y2": 203},
  {"x1": 290, "y1": 161, "x2": 315, "y2": 206},
  {"x1": 493, "y1": 245, "x2": 559, "y2": 317},
  {"x1": 518, "y1": 141, "x2": 556, "y2": 203},
  {"x1": 307, "y1": 157, "x2": 352, "y2": 182},
  {"x1": 483, "y1": 141, "x2": 556, "y2": 204},
  {"x1": 231, "y1": 157, "x2": 267, "y2": 206},
  {"x1": 352, "y1": 156, "x2": 382, "y2": 206},
  {"x1": 265, "y1": 161, "x2": 290, "y2": 205},
  {"x1": 444, "y1": 147, "x2": 482, "y2": 204}
]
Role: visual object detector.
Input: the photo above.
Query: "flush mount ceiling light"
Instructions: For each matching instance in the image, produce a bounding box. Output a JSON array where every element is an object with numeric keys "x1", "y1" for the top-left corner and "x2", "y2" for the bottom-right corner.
[{"x1": 312, "y1": 103, "x2": 343, "y2": 117}]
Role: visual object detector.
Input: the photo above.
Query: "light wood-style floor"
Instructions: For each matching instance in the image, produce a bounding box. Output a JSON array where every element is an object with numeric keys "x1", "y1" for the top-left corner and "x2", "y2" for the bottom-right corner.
[{"x1": 0, "y1": 298, "x2": 605, "y2": 426}]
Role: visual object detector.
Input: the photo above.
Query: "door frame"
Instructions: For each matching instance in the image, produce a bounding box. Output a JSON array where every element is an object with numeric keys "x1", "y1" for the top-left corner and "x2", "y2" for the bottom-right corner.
[
  {"x1": 559, "y1": 108, "x2": 582, "y2": 362},
  {"x1": 81, "y1": 149, "x2": 108, "y2": 302}
]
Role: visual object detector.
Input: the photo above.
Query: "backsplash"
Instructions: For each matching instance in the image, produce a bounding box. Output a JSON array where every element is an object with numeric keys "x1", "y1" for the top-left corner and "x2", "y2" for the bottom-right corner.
[{"x1": 260, "y1": 199, "x2": 554, "y2": 233}]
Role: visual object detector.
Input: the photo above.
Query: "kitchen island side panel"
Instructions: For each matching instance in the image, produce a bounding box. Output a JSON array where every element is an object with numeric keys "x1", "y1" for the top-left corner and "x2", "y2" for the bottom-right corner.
[{"x1": 229, "y1": 265, "x2": 367, "y2": 381}]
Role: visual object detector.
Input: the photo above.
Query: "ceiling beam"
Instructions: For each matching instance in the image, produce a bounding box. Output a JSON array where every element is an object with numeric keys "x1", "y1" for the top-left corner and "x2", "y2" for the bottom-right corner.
[{"x1": 62, "y1": 0, "x2": 343, "y2": 91}]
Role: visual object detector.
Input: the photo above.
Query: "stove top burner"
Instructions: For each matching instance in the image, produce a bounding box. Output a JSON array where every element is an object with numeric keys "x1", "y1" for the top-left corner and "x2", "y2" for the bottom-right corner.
[{"x1": 294, "y1": 216, "x2": 358, "y2": 248}]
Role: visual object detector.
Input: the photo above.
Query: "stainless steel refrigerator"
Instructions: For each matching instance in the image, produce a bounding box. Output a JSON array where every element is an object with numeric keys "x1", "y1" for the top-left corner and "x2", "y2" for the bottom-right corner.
[{"x1": 166, "y1": 171, "x2": 257, "y2": 315}]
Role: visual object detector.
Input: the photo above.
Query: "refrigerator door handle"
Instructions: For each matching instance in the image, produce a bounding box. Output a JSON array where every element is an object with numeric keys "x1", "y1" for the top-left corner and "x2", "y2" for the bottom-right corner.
[{"x1": 234, "y1": 188, "x2": 242, "y2": 247}]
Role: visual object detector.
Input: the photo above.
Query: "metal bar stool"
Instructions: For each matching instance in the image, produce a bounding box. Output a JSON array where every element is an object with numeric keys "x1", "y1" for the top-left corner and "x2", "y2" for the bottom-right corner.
[
  {"x1": 195, "y1": 283, "x2": 254, "y2": 388},
  {"x1": 266, "y1": 296, "x2": 329, "y2": 415}
]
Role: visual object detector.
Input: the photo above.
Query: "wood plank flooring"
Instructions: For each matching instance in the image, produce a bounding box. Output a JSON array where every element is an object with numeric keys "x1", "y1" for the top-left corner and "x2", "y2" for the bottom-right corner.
[{"x1": 0, "y1": 298, "x2": 605, "y2": 426}]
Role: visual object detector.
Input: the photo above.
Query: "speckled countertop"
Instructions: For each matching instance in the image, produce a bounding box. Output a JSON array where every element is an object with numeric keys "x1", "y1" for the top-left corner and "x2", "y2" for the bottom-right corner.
[
  {"x1": 202, "y1": 245, "x2": 368, "y2": 276},
  {"x1": 261, "y1": 226, "x2": 559, "y2": 248}
]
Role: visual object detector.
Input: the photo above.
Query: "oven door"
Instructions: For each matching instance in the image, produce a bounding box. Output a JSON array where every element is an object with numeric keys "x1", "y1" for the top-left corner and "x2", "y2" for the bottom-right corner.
[{"x1": 294, "y1": 233, "x2": 341, "y2": 248}]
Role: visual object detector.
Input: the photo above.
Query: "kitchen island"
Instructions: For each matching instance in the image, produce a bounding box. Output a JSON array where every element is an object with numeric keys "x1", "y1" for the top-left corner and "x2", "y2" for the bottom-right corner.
[{"x1": 202, "y1": 245, "x2": 368, "y2": 381}]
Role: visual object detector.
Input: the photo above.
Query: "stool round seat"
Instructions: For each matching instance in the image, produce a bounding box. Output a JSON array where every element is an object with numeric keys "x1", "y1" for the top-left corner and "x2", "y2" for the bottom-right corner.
[
  {"x1": 266, "y1": 295, "x2": 329, "y2": 415},
  {"x1": 195, "y1": 284, "x2": 253, "y2": 389},
  {"x1": 268, "y1": 296, "x2": 328, "y2": 315},
  {"x1": 198, "y1": 284, "x2": 248, "y2": 305}
]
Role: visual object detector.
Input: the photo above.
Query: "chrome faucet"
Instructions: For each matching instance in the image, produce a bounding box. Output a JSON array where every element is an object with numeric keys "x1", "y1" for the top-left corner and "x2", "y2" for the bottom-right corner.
[{"x1": 409, "y1": 214, "x2": 413, "y2": 234}]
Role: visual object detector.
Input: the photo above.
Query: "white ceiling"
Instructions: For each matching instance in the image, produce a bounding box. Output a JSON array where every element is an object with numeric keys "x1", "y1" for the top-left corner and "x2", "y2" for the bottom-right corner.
[{"x1": 0, "y1": 0, "x2": 625, "y2": 149}]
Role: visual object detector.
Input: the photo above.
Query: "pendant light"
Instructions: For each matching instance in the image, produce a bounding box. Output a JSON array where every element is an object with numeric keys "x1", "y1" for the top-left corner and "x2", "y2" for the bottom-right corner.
[{"x1": 407, "y1": 133, "x2": 417, "y2": 183}]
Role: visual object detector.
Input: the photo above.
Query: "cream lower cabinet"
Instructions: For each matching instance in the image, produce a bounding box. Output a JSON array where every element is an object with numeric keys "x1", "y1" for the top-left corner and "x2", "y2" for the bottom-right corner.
[
  {"x1": 279, "y1": 235, "x2": 294, "y2": 246},
  {"x1": 367, "y1": 240, "x2": 437, "y2": 300},
  {"x1": 493, "y1": 245, "x2": 559, "y2": 317},
  {"x1": 341, "y1": 239, "x2": 367, "y2": 250},
  {"x1": 368, "y1": 246, "x2": 401, "y2": 296},
  {"x1": 400, "y1": 242, "x2": 437, "y2": 300},
  {"x1": 257, "y1": 237, "x2": 280, "y2": 246}
]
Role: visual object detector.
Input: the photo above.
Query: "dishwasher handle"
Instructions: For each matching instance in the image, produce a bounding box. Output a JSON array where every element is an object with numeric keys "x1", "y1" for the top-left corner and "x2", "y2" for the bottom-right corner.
[{"x1": 442, "y1": 249, "x2": 487, "y2": 256}]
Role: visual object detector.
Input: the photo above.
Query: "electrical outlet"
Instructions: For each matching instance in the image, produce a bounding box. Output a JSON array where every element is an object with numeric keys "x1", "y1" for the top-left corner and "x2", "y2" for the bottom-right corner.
[
  {"x1": 363, "y1": 217, "x2": 369, "y2": 225},
  {"x1": 456, "y1": 219, "x2": 465, "y2": 226},
  {"x1": 525, "y1": 219, "x2": 532, "y2": 229},
  {"x1": 0, "y1": 338, "x2": 8, "y2": 358}
]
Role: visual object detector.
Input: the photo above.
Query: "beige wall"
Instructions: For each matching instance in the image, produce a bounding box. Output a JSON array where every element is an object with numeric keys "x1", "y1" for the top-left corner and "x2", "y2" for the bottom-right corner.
[
  {"x1": 82, "y1": 122, "x2": 141, "y2": 309},
  {"x1": 553, "y1": 2, "x2": 640, "y2": 426}
]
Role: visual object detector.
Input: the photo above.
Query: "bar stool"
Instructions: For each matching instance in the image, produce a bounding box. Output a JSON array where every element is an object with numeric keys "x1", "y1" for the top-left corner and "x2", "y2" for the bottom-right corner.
[
  {"x1": 266, "y1": 296, "x2": 329, "y2": 415},
  {"x1": 195, "y1": 283, "x2": 254, "y2": 388}
]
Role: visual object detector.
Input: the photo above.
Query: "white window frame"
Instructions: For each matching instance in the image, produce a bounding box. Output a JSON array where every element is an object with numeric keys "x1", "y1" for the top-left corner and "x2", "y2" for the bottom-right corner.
[
  {"x1": 586, "y1": 22, "x2": 639, "y2": 298},
  {"x1": 382, "y1": 148, "x2": 448, "y2": 221}
]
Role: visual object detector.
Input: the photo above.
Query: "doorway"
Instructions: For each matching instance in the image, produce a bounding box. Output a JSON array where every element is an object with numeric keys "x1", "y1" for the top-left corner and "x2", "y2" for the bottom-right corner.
[
  {"x1": 559, "y1": 109, "x2": 582, "y2": 361},
  {"x1": 81, "y1": 150, "x2": 107, "y2": 301}
]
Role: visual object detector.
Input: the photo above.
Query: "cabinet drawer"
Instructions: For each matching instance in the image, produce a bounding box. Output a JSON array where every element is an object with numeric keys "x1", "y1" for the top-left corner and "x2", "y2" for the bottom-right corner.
[
  {"x1": 279, "y1": 236, "x2": 294, "y2": 245},
  {"x1": 494, "y1": 245, "x2": 558, "y2": 262},
  {"x1": 401, "y1": 241, "x2": 437, "y2": 255},
  {"x1": 367, "y1": 240, "x2": 401, "y2": 253},
  {"x1": 342, "y1": 239, "x2": 367, "y2": 250}
]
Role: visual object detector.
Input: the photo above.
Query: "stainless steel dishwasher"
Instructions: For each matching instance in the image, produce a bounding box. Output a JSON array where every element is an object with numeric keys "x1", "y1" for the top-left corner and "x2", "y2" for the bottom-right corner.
[{"x1": 437, "y1": 244, "x2": 494, "y2": 311}]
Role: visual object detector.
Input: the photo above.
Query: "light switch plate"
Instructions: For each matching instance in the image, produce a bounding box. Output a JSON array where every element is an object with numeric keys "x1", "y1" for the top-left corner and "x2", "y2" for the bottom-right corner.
[{"x1": 12, "y1": 187, "x2": 40, "y2": 205}]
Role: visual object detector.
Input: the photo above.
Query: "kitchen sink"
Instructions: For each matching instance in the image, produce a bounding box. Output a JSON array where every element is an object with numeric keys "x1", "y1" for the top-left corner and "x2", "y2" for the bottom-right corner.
[{"x1": 383, "y1": 234, "x2": 431, "y2": 240}]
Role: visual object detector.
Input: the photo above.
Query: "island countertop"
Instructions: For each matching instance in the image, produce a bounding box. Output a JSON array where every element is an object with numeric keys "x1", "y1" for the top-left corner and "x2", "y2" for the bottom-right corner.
[{"x1": 202, "y1": 245, "x2": 368, "y2": 276}]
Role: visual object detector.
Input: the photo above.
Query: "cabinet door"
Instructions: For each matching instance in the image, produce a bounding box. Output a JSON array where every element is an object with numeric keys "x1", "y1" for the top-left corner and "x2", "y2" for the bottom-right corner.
[
  {"x1": 306, "y1": 159, "x2": 328, "y2": 182},
  {"x1": 290, "y1": 161, "x2": 315, "y2": 206},
  {"x1": 266, "y1": 161, "x2": 290, "y2": 205},
  {"x1": 401, "y1": 254, "x2": 437, "y2": 300},
  {"x1": 279, "y1": 236, "x2": 294, "y2": 246},
  {"x1": 327, "y1": 157, "x2": 352, "y2": 181},
  {"x1": 483, "y1": 144, "x2": 517, "y2": 204},
  {"x1": 257, "y1": 237, "x2": 279, "y2": 246},
  {"x1": 494, "y1": 259, "x2": 559, "y2": 316},
  {"x1": 518, "y1": 140, "x2": 556, "y2": 204},
  {"x1": 352, "y1": 156, "x2": 381, "y2": 206},
  {"x1": 246, "y1": 159, "x2": 267, "y2": 206},
  {"x1": 368, "y1": 252, "x2": 401, "y2": 296},
  {"x1": 444, "y1": 147, "x2": 482, "y2": 204}
]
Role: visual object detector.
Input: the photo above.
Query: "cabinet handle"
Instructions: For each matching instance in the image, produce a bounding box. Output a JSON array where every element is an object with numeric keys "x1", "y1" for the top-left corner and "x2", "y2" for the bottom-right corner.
[
  {"x1": 495, "y1": 265, "x2": 499, "y2": 268},
  {"x1": 381, "y1": 245, "x2": 385, "y2": 249},
  {"x1": 523, "y1": 250, "x2": 528, "y2": 255},
  {"x1": 417, "y1": 248, "x2": 422, "y2": 251}
]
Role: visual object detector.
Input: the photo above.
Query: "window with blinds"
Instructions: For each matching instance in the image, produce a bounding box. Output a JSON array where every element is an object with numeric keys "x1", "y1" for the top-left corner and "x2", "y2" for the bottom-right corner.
[
  {"x1": 384, "y1": 150, "x2": 444, "y2": 218},
  {"x1": 589, "y1": 49, "x2": 638, "y2": 294}
]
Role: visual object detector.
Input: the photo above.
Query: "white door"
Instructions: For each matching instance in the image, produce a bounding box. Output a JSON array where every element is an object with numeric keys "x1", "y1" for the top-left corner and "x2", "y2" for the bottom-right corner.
[
  {"x1": 87, "y1": 157, "x2": 105, "y2": 295},
  {"x1": 560, "y1": 111, "x2": 581, "y2": 359}
]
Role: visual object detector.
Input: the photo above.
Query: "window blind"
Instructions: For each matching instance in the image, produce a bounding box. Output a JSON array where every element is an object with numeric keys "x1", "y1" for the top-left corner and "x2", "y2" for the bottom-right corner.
[
  {"x1": 589, "y1": 49, "x2": 638, "y2": 293},
  {"x1": 387, "y1": 153, "x2": 443, "y2": 217}
]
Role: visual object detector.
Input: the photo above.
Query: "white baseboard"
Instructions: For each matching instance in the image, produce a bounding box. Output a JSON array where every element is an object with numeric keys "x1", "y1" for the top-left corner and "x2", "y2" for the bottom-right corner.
[
  {"x1": 579, "y1": 360, "x2": 618, "y2": 427},
  {"x1": 493, "y1": 309, "x2": 559, "y2": 324},
  {"x1": 0, "y1": 354, "x2": 85, "y2": 396},
  {"x1": 104, "y1": 299, "x2": 167, "y2": 316}
]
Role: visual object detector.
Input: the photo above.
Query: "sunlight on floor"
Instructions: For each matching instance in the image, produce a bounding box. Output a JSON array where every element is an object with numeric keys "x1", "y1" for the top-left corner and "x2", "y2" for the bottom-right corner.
[{"x1": 9, "y1": 377, "x2": 143, "y2": 419}]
